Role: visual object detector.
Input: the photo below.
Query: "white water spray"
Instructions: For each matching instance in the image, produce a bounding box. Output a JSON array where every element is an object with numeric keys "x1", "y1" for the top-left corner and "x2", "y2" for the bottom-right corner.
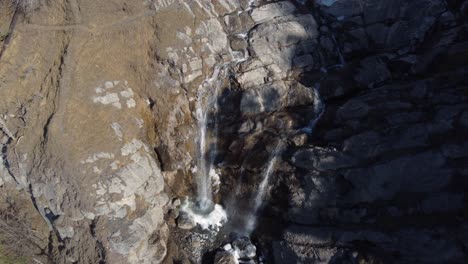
[
  {"x1": 195, "y1": 64, "x2": 227, "y2": 212},
  {"x1": 193, "y1": 27, "x2": 251, "y2": 213},
  {"x1": 242, "y1": 87, "x2": 324, "y2": 234},
  {"x1": 244, "y1": 141, "x2": 284, "y2": 234},
  {"x1": 302, "y1": 86, "x2": 325, "y2": 134}
]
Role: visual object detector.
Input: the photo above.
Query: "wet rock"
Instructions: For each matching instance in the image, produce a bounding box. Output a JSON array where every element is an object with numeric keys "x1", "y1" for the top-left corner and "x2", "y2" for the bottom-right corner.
[
  {"x1": 232, "y1": 237, "x2": 256, "y2": 259},
  {"x1": 292, "y1": 133, "x2": 308, "y2": 146},
  {"x1": 286, "y1": 81, "x2": 315, "y2": 106},
  {"x1": 292, "y1": 147, "x2": 356, "y2": 171},
  {"x1": 316, "y1": 76, "x2": 348, "y2": 100},
  {"x1": 293, "y1": 54, "x2": 314, "y2": 68},
  {"x1": 224, "y1": 12, "x2": 255, "y2": 35},
  {"x1": 177, "y1": 212, "x2": 195, "y2": 230},
  {"x1": 238, "y1": 119, "x2": 255, "y2": 133},
  {"x1": 230, "y1": 36, "x2": 248, "y2": 51},
  {"x1": 214, "y1": 250, "x2": 237, "y2": 264},
  {"x1": 272, "y1": 226, "x2": 337, "y2": 263}
]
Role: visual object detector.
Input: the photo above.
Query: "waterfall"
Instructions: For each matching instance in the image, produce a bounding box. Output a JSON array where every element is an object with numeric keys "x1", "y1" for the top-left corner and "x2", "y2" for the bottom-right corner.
[
  {"x1": 195, "y1": 64, "x2": 226, "y2": 212},
  {"x1": 242, "y1": 86, "x2": 324, "y2": 234},
  {"x1": 302, "y1": 86, "x2": 324, "y2": 134},
  {"x1": 244, "y1": 141, "x2": 284, "y2": 234},
  {"x1": 193, "y1": 32, "x2": 249, "y2": 213},
  {"x1": 182, "y1": 23, "x2": 252, "y2": 229}
]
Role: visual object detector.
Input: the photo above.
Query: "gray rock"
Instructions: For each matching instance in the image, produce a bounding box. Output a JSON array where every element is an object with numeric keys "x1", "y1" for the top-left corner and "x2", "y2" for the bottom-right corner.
[
  {"x1": 214, "y1": 251, "x2": 237, "y2": 264},
  {"x1": 224, "y1": 11, "x2": 255, "y2": 35},
  {"x1": 250, "y1": 1, "x2": 296, "y2": 24},
  {"x1": 421, "y1": 193, "x2": 464, "y2": 213},
  {"x1": 316, "y1": 0, "x2": 362, "y2": 19},
  {"x1": 236, "y1": 65, "x2": 268, "y2": 88},
  {"x1": 365, "y1": 22, "x2": 388, "y2": 45},
  {"x1": 385, "y1": 111, "x2": 424, "y2": 125},
  {"x1": 292, "y1": 54, "x2": 314, "y2": 68},
  {"x1": 345, "y1": 151, "x2": 451, "y2": 202},
  {"x1": 230, "y1": 36, "x2": 248, "y2": 51},
  {"x1": 240, "y1": 81, "x2": 287, "y2": 115},
  {"x1": 343, "y1": 130, "x2": 380, "y2": 157},
  {"x1": 232, "y1": 237, "x2": 256, "y2": 259},
  {"x1": 286, "y1": 81, "x2": 315, "y2": 107},
  {"x1": 362, "y1": 0, "x2": 401, "y2": 24},
  {"x1": 177, "y1": 213, "x2": 195, "y2": 230},
  {"x1": 441, "y1": 143, "x2": 468, "y2": 159},
  {"x1": 292, "y1": 133, "x2": 308, "y2": 146},
  {"x1": 249, "y1": 14, "x2": 318, "y2": 73},
  {"x1": 337, "y1": 99, "x2": 370, "y2": 120},
  {"x1": 354, "y1": 56, "x2": 391, "y2": 88},
  {"x1": 292, "y1": 147, "x2": 356, "y2": 171},
  {"x1": 238, "y1": 119, "x2": 255, "y2": 133},
  {"x1": 344, "y1": 28, "x2": 369, "y2": 53},
  {"x1": 459, "y1": 110, "x2": 468, "y2": 128}
]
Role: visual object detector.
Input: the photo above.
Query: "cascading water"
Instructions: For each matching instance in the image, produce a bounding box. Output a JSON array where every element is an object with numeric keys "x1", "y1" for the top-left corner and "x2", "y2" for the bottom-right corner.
[
  {"x1": 179, "y1": 64, "x2": 231, "y2": 231},
  {"x1": 240, "y1": 88, "x2": 324, "y2": 235},
  {"x1": 244, "y1": 140, "x2": 285, "y2": 235},
  {"x1": 194, "y1": 64, "x2": 225, "y2": 213},
  {"x1": 182, "y1": 42, "x2": 250, "y2": 229},
  {"x1": 302, "y1": 86, "x2": 325, "y2": 134}
]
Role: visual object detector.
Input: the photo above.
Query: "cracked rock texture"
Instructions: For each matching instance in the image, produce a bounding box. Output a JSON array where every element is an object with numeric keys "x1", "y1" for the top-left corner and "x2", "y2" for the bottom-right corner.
[{"x1": 0, "y1": 0, "x2": 467, "y2": 264}]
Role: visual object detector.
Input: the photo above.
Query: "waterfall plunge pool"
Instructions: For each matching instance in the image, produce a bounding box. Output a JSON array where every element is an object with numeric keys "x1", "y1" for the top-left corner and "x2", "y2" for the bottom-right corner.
[{"x1": 180, "y1": 198, "x2": 228, "y2": 231}]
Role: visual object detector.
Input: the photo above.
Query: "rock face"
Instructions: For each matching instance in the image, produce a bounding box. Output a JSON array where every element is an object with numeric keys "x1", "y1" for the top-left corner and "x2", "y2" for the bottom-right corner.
[
  {"x1": 0, "y1": 0, "x2": 467, "y2": 264},
  {"x1": 262, "y1": 1, "x2": 468, "y2": 263}
]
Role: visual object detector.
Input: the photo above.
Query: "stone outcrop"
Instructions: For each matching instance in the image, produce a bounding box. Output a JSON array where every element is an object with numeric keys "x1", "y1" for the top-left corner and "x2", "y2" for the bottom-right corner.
[{"x1": 260, "y1": 1, "x2": 468, "y2": 263}]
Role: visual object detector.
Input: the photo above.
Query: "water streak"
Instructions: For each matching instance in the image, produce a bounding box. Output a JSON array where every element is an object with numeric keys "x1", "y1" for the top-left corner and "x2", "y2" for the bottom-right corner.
[
  {"x1": 194, "y1": 27, "x2": 251, "y2": 212},
  {"x1": 244, "y1": 141, "x2": 284, "y2": 234},
  {"x1": 302, "y1": 86, "x2": 324, "y2": 134},
  {"x1": 195, "y1": 64, "x2": 226, "y2": 212},
  {"x1": 243, "y1": 86, "x2": 324, "y2": 234}
]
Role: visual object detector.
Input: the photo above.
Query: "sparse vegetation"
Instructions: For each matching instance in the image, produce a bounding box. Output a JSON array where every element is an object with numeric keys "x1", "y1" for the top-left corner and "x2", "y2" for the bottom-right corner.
[
  {"x1": 0, "y1": 202, "x2": 48, "y2": 264},
  {"x1": 0, "y1": 244, "x2": 29, "y2": 264},
  {"x1": 0, "y1": 32, "x2": 9, "y2": 42}
]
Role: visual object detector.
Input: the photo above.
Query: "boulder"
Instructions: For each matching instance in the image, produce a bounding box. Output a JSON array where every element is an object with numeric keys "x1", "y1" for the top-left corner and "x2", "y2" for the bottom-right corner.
[
  {"x1": 249, "y1": 14, "x2": 318, "y2": 73},
  {"x1": 240, "y1": 82, "x2": 287, "y2": 115},
  {"x1": 250, "y1": 1, "x2": 296, "y2": 24},
  {"x1": 177, "y1": 212, "x2": 195, "y2": 230},
  {"x1": 232, "y1": 237, "x2": 257, "y2": 259},
  {"x1": 214, "y1": 251, "x2": 237, "y2": 264}
]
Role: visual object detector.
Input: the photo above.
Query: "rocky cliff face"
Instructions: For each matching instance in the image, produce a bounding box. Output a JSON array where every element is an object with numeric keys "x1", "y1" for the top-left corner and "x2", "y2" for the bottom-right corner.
[{"x1": 0, "y1": 0, "x2": 467, "y2": 263}]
